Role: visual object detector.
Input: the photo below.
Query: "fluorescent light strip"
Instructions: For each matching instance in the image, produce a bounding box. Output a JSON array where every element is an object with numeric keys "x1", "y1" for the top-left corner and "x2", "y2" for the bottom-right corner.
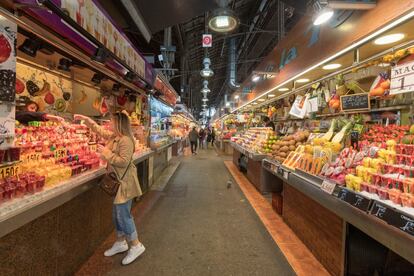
[{"x1": 231, "y1": 9, "x2": 414, "y2": 113}]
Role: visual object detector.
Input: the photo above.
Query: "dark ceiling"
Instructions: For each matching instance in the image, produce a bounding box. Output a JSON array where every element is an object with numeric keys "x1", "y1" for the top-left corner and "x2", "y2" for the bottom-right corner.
[{"x1": 97, "y1": 0, "x2": 308, "y2": 118}]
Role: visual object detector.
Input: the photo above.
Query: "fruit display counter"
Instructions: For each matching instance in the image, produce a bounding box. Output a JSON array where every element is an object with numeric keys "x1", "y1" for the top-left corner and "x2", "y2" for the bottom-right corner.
[{"x1": 170, "y1": 113, "x2": 193, "y2": 156}]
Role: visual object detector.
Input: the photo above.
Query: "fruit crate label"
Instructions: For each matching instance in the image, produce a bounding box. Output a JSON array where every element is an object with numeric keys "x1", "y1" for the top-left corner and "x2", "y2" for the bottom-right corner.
[
  {"x1": 321, "y1": 180, "x2": 337, "y2": 195},
  {"x1": 0, "y1": 163, "x2": 19, "y2": 179},
  {"x1": 337, "y1": 187, "x2": 371, "y2": 212},
  {"x1": 370, "y1": 201, "x2": 414, "y2": 237}
]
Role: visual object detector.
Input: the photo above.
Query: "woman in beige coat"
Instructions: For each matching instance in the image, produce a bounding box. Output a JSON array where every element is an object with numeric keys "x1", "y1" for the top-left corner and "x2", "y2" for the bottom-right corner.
[{"x1": 74, "y1": 112, "x2": 144, "y2": 265}]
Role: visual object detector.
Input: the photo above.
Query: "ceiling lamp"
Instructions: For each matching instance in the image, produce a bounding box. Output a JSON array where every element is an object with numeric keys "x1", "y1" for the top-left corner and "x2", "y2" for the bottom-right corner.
[
  {"x1": 374, "y1": 33, "x2": 405, "y2": 45},
  {"x1": 258, "y1": 99, "x2": 265, "y2": 102},
  {"x1": 322, "y1": 63, "x2": 342, "y2": 70},
  {"x1": 202, "y1": 98, "x2": 209, "y2": 102},
  {"x1": 268, "y1": 94, "x2": 276, "y2": 97},
  {"x1": 313, "y1": 1, "x2": 334, "y2": 26},
  {"x1": 200, "y1": 57, "x2": 214, "y2": 78},
  {"x1": 225, "y1": 102, "x2": 230, "y2": 107},
  {"x1": 201, "y1": 80, "x2": 211, "y2": 94},
  {"x1": 278, "y1": 88, "x2": 289, "y2": 92},
  {"x1": 234, "y1": 95, "x2": 240, "y2": 100},
  {"x1": 208, "y1": 8, "x2": 239, "y2": 33},
  {"x1": 252, "y1": 75, "x2": 261, "y2": 82},
  {"x1": 296, "y1": 78, "x2": 310, "y2": 83}
]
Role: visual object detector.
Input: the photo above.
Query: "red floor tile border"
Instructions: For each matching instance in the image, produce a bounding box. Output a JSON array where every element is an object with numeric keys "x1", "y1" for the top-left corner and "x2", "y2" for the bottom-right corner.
[{"x1": 224, "y1": 161, "x2": 330, "y2": 276}]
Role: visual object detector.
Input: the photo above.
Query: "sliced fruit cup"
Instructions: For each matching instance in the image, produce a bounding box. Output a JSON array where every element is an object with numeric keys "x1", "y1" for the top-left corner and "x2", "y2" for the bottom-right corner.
[
  {"x1": 401, "y1": 193, "x2": 414, "y2": 208},
  {"x1": 388, "y1": 188, "x2": 402, "y2": 205},
  {"x1": 381, "y1": 163, "x2": 397, "y2": 174},
  {"x1": 368, "y1": 184, "x2": 378, "y2": 194},
  {"x1": 403, "y1": 179, "x2": 414, "y2": 194},
  {"x1": 378, "y1": 187, "x2": 389, "y2": 200},
  {"x1": 370, "y1": 172, "x2": 382, "y2": 186},
  {"x1": 360, "y1": 182, "x2": 370, "y2": 192}
]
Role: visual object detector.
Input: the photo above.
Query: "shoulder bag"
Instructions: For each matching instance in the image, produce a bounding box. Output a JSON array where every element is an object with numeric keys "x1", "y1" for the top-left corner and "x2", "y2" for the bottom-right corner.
[{"x1": 100, "y1": 160, "x2": 132, "y2": 197}]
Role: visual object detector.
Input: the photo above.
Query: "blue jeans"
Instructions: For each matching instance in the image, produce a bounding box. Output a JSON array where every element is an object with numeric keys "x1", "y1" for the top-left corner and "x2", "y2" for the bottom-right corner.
[{"x1": 113, "y1": 200, "x2": 138, "y2": 242}]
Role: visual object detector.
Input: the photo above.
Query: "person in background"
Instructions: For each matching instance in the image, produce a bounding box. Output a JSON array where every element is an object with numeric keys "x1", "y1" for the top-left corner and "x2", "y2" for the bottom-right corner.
[
  {"x1": 263, "y1": 116, "x2": 275, "y2": 131},
  {"x1": 189, "y1": 127, "x2": 199, "y2": 155},
  {"x1": 198, "y1": 128, "x2": 206, "y2": 150},
  {"x1": 206, "y1": 128, "x2": 212, "y2": 148},
  {"x1": 211, "y1": 127, "x2": 216, "y2": 147},
  {"x1": 74, "y1": 112, "x2": 144, "y2": 266}
]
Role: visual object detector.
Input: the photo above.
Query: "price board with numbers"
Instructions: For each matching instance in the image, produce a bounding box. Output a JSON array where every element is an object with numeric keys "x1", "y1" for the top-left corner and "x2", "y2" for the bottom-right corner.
[
  {"x1": 0, "y1": 163, "x2": 20, "y2": 179},
  {"x1": 321, "y1": 179, "x2": 336, "y2": 195},
  {"x1": 22, "y1": 152, "x2": 42, "y2": 161},
  {"x1": 390, "y1": 60, "x2": 414, "y2": 95},
  {"x1": 54, "y1": 148, "x2": 67, "y2": 159}
]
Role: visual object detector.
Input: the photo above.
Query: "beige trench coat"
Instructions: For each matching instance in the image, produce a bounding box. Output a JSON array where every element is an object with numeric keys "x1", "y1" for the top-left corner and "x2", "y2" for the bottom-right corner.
[{"x1": 87, "y1": 122, "x2": 142, "y2": 204}]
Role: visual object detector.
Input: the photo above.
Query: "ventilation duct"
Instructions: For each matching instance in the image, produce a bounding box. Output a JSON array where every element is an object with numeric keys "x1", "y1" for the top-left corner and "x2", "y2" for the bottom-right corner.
[{"x1": 228, "y1": 37, "x2": 240, "y2": 89}]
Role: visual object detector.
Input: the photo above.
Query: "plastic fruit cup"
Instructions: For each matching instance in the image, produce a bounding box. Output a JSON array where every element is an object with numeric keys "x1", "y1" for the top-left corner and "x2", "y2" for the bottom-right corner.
[
  {"x1": 388, "y1": 189, "x2": 402, "y2": 205},
  {"x1": 36, "y1": 176, "x2": 46, "y2": 190},
  {"x1": 360, "y1": 182, "x2": 370, "y2": 192},
  {"x1": 3, "y1": 184, "x2": 15, "y2": 200},
  {"x1": 0, "y1": 149, "x2": 6, "y2": 164},
  {"x1": 8, "y1": 147, "x2": 21, "y2": 162},
  {"x1": 378, "y1": 188, "x2": 389, "y2": 200},
  {"x1": 26, "y1": 178, "x2": 36, "y2": 194},
  {"x1": 403, "y1": 180, "x2": 414, "y2": 194},
  {"x1": 401, "y1": 193, "x2": 414, "y2": 208},
  {"x1": 368, "y1": 185, "x2": 378, "y2": 194}
]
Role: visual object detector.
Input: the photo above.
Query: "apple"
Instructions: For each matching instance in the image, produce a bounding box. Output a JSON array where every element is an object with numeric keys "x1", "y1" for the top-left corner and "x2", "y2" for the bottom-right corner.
[
  {"x1": 16, "y1": 78, "x2": 25, "y2": 94},
  {"x1": 0, "y1": 34, "x2": 11, "y2": 64}
]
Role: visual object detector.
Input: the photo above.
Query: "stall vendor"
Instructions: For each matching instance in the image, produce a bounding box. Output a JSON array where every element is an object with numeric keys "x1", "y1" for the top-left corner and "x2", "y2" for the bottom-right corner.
[
  {"x1": 263, "y1": 116, "x2": 275, "y2": 131},
  {"x1": 16, "y1": 101, "x2": 64, "y2": 125}
]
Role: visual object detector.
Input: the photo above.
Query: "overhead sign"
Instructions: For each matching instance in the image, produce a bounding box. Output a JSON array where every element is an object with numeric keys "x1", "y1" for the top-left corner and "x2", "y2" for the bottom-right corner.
[
  {"x1": 202, "y1": 34, "x2": 212, "y2": 47},
  {"x1": 390, "y1": 60, "x2": 414, "y2": 95}
]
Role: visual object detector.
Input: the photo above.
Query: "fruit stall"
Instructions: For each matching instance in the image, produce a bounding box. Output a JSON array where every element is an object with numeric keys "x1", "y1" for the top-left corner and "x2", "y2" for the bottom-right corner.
[
  {"x1": 0, "y1": 2, "x2": 158, "y2": 275},
  {"x1": 228, "y1": 1, "x2": 414, "y2": 274},
  {"x1": 170, "y1": 110, "x2": 194, "y2": 156}
]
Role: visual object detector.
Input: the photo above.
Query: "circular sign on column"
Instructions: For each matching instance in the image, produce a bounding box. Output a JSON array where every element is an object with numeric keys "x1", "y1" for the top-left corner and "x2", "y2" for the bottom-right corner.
[{"x1": 202, "y1": 34, "x2": 212, "y2": 47}]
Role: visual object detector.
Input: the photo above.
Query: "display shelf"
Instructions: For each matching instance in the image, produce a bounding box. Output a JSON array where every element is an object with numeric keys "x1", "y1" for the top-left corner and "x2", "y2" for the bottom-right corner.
[
  {"x1": 265, "y1": 168, "x2": 414, "y2": 264},
  {"x1": 230, "y1": 141, "x2": 268, "y2": 161},
  {"x1": 315, "y1": 104, "x2": 411, "y2": 118}
]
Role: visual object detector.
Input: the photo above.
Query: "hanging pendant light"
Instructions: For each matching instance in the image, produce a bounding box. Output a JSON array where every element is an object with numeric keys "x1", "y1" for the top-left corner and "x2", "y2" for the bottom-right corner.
[
  {"x1": 200, "y1": 58, "x2": 214, "y2": 78},
  {"x1": 208, "y1": 8, "x2": 239, "y2": 33},
  {"x1": 200, "y1": 80, "x2": 211, "y2": 94}
]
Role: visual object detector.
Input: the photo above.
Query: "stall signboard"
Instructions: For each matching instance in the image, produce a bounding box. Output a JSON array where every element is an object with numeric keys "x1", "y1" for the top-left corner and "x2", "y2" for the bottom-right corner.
[
  {"x1": 154, "y1": 75, "x2": 178, "y2": 107},
  {"x1": 233, "y1": 0, "x2": 414, "y2": 109},
  {"x1": 390, "y1": 60, "x2": 414, "y2": 95},
  {"x1": 340, "y1": 93, "x2": 370, "y2": 112},
  {"x1": 0, "y1": 16, "x2": 16, "y2": 102},
  {"x1": 14, "y1": 0, "x2": 155, "y2": 87}
]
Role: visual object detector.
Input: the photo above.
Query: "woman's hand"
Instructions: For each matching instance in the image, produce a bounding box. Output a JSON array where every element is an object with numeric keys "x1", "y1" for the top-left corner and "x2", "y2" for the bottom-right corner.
[
  {"x1": 45, "y1": 114, "x2": 65, "y2": 123},
  {"x1": 74, "y1": 114, "x2": 91, "y2": 123}
]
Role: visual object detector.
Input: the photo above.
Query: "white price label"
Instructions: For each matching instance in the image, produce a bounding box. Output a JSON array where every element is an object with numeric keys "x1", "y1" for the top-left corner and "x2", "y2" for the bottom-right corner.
[
  {"x1": 321, "y1": 180, "x2": 336, "y2": 194},
  {"x1": 283, "y1": 171, "x2": 289, "y2": 180},
  {"x1": 390, "y1": 60, "x2": 414, "y2": 95}
]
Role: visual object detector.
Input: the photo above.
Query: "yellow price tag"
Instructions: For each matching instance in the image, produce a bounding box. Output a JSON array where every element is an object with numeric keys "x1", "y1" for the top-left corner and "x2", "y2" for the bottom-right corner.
[
  {"x1": 0, "y1": 164, "x2": 20, "y2": 179},
  {"x1": 54, "y1": 148, "x2": 67, "y2": 159},
  {"x1": 22, "y1": 153, "x2": 42, "y2": 161},
  {"x1": 89, "y1": 144, "x2": 97, "y2": 152}
]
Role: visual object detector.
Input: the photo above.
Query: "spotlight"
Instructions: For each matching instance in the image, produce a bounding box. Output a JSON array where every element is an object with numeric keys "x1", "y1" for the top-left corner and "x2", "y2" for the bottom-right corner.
[
  {"x1": 322, "y1": 63, "x2": 342, "y2": 70},
  {"x1": 112, "y1": 83, "x2": 121, "y2": 91},
  {"x1": 91, "y1": 73, "x2": 104, "y2": 84},
  {"x1": 92, "y1": 47, "x2": 109, "y2": 63},
  {"x1": 313, "y1": 8, "x2": 334, "y2": 25},
  {"x1": 208, "y1": 8, "x2": 239, "y2": 33},
  {"x1": 124, "y1": 71, "x2": 135, "y2": 82},
  {"x1": 57, "y1": 58, "x2": 72, "y2": 72},
  {"x1": 235, "y1": 95, "x2": 240, "y2": 100},
  {"x1": 252, "y1": 75, "x2": 261, "y2": 82},
  {"x1": 374, "y1": 33, "x2": 405, "y2": 45},
  {"x1": 18, "y1": 38, "x2": 42, "y2": 57},
  {"x1": 202, "y1": 98, "x2": 208, "y2": 102},
  {"x1": 278, "y1": 88, "x2": 289, "y2": 92}
]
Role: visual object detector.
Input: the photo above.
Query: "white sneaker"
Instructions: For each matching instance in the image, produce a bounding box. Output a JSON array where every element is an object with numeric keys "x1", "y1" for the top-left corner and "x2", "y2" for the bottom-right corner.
[
  {"x1": 122, "y1": 243, "x2": 145, "y2": 265},
  {"x1": 104, "y1": 240, "x2": 128, "y2": 257}
]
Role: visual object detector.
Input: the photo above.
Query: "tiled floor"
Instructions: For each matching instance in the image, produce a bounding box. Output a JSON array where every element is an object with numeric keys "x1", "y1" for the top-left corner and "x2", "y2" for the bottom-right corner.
[{"x1": 224, "y1": 161, "x2": 330, "y2": 276}]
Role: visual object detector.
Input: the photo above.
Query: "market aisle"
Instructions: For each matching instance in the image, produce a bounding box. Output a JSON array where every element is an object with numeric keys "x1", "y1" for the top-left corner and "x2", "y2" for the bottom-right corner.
[{"x1": 104, "y1": 148, "x2": 294, "y2": 275}]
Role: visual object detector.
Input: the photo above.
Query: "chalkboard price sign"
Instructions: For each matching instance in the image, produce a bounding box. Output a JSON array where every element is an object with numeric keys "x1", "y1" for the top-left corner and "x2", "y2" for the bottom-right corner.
[
  {"x1": 370, "y1": 201, "x2": 414, "y2": 236},
  {"x1": 340, "y1": 93, "x2": 370, "y2": 112},
  {"x1": 337, "y1": 188, "x2": 371, "y2": 212}
]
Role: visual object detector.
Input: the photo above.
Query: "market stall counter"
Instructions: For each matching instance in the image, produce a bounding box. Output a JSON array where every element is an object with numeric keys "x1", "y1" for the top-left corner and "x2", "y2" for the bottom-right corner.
[
  {"x1": 231, "y1": 141, "x2": 282, "y2": 194},
  {"x1": 262, "y1": 159, "x2": 414, "y2": 275},
  {"x1": 0, "y1": 150, "x2": 153, "y2": 274}
]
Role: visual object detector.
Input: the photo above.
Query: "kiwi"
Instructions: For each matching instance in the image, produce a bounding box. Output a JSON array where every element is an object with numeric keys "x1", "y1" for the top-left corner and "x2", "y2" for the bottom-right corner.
[{"x1": 54, "y1": 98, "x2": 66, "y2": 112}]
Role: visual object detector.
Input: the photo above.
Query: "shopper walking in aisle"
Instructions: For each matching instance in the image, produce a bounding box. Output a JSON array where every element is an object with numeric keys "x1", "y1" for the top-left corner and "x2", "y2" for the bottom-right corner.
[
  {"x1": 211, "y1": 127, "x2": 216, "y2": 147},
  {"x1": 189, "y1": 126, "x2": 199, "y2": 154},
  {"x1": 199, "y1": 128, "x2": 206, "y2": 149},
  {"x1": 206, "y1": 128, "x2": 212, "y2": 149},
  {"x1": 74, "y1": 112, "x2": 145, "y2": 266}
]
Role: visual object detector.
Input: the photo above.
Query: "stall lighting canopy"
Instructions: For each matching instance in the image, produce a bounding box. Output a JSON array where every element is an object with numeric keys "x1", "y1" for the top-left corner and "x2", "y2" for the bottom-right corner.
[
  {"x1": 374, "y1": 33, "x2": 405, "y2": 45},
  {"x1": 208, "y1": 8, "x2": 239, "y2": 33},
  {"x1": 278, "y1": 88, "x2": 289, "y2": 92},
  {"x1": 322, "y1": 63, "x2": 342, "y2": 70}
]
